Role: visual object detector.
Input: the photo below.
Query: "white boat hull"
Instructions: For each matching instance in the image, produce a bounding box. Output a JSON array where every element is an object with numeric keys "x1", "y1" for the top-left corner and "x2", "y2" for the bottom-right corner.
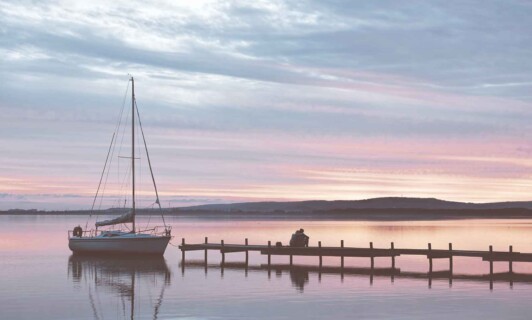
[{"x1": 69, "y1": 235, "x2": 171, "y2": 255}]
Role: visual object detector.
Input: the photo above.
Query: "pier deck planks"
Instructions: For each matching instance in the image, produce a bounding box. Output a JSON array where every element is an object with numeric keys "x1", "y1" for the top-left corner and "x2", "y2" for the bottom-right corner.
[{"x1": 179, "y1": 242, "x2": 532, "y2": 262}]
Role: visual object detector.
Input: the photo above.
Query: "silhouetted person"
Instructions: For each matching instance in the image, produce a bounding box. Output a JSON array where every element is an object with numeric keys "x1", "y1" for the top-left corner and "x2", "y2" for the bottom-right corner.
[{"x1": 290, "y1": 228, "x2": 309, "y2": 247}]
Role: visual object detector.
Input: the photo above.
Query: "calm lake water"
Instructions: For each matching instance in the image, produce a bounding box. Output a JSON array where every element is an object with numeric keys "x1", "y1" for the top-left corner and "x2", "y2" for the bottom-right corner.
[{"x1": 1, "y1": 215, "x2": 532, "y2": 319}]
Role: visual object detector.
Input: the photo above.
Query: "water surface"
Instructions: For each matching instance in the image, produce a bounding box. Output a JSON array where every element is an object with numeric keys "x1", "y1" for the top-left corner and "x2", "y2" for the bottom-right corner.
[{"x1": 1, "y1": 215, "x2": 532, "y2": 319}]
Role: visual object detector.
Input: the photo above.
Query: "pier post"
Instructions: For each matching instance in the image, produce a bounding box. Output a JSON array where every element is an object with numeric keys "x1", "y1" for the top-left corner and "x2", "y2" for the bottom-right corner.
[
  {"x1": 267, "y1": 241, "x2": 272, "y2": 278},
  {"x1": 181, "y1": 238, "x2": 185, "y2": 262},
  {"x1": 391, "y1": 242, "x2": 395, "y2": 283},
  {"x1": 391, "y1": 242, "x2": 395, "y2": 269},
  {"x1": 489, "y1": 245, "x2": 493, "y2": 290},
  {"x1": 509, "y1": 245, "x2": 513, "y2": 288},
  {"x1": 428, "y1": 243, "x2": 433, "y2": 274},
  {"x1": 428, "y1": 244, "x2": 433, "y2": 287},
  {"x1": 221, "y1": 240, "x2": 225, "y2": 265},
  {"x1": 245, "y1": 238, "x2": 249, "y2": 266},
  {"x1": 204, "y1": 237, "x2": 208, "y2": 264},
  {"x1": 370, "y1": 242, "x2": 374, "y2": 269},
  {"x1": 318, "y1": 241, "x2": 322, "y2": 281},
  {"x1": 181, "y1": 238, "x2": 186, "y2": 275},
  {"x1": 449, "y1": 243, "x2": 453, "y2": 286},
  {"x1": 319, "y1": 241, "x2": 323, "y2": 268},
  {"x1": 341, "y1": 240, "x2": 344, "y2": 269},
  {"x1": 289, "y1": 238, "x2": 293, "y2": 266},
  {"x1": 268, "y1": 241, "x2": 271, "y2": 267},
  {"x1": 489, "y1": 245, "x2": 493, "y2": 275},
  {"x1": 449, "y1": 243, "x2": 453, "y2": 273}
]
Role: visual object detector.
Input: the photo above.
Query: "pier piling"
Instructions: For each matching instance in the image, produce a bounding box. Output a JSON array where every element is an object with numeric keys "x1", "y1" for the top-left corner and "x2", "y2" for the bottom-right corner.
[
  {"x1": 204, "y1": 237, "x2": 208, "y2": 264},
  {"x1": 268, "y1": 241, "x2": 271, "y2": 267},
  {"x1": 370, "y1": 242, "x2": 374, "y2": 269},
  {"x1": 341, "y1": 240, "x2": 344, "y2": 269},
  {"x1": 319, "y1": 241, "x2": 323, "y2": 268},
  {"x1": 221, "y1": 240, "x2": 225, "y2": 265},
  {"x1": 181, "y1": 238, "x2": 185, "y2": 262},
  {"x1": 391, "y1": 242, "x2": 395, "y2": 269},
  {"x1": 449, "y1": 243, "x2": 453, "y2": 274},
  {"x1": 449, "y1": 243, "x2": 453, "y2": 286},
  {"x1": 510, "y1": 245, "x2": 514, "y2": 287},
  {"x1": 391, "y1": 242, "x2": 395, "y2": 283},
  {"x1": 428, "y1": 243, "x2": 433, "y2": 273},
  {"x1": 489, "y1": 245, "x2": 494, "y2": 275},
  {"x1": 245, "y1": 238, "x2": 249, "y2": 266}
]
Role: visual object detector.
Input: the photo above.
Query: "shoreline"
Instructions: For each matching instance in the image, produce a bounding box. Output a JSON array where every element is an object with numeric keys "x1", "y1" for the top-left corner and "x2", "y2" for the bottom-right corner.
[{"x1": 2, "y1": 208, "x2": 532, "y2": 221}]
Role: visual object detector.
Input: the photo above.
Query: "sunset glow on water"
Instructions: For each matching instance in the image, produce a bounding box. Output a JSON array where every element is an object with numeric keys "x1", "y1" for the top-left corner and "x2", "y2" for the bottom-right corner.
[{"x1": 1, "y1": 216, "x2": 532, "y2": 319}]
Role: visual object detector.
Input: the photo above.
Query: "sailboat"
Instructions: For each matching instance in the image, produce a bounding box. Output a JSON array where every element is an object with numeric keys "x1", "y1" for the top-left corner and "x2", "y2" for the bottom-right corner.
[{"x1": 68, "y1": 77, "x2": 172, "y2": 255}]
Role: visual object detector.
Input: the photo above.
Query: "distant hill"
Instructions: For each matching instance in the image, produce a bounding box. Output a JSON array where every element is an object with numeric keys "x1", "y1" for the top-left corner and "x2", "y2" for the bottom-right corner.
[
  {"x1": 4, "y1": 197, "x2": 532, "y2": 220},
  {"x1": 179, "y1": 197, "x2": 532, "y2": 212}
]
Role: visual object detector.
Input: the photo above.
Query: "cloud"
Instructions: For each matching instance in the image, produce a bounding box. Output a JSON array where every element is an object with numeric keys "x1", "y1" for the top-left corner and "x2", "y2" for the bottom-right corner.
[{"x1": 2, "y1": 1, "x2": 532, "y2": 209}]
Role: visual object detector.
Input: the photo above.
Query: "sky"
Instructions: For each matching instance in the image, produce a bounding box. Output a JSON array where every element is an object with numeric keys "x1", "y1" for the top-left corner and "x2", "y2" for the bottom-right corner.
[{"x1": 2, "y1": 0, "x2": 532, "y2": 210}]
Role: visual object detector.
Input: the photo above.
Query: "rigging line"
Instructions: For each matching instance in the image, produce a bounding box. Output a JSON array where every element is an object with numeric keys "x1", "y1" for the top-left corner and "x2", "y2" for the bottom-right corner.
[
  {"x1": 115, "y1": 100, "x2": 128, "y2": 192},
  {"x1": 135, "y1": 99, "x2": 167, "y2": 227},
  {"x1": 118, "y1": 162, "x2": 132, "y2": 203},
  {"x1": 103, "y1": 81, "x2": 130, "y2": 198},
  {"x1": 97, "y1": 82, "x2": 131, "y2": 211},
  {"x1": 144, "y1": 202, "x2": 155, "y2": 230},
  {"x1": 121, "y1": 293, "x2": 126, "y2": 320},
  {"x1": 87, "y1": 131, "x2": 115, "y2": 230},
  {"x1": 116, "y1": 81, "x2": 131, "y2": 157},
  {"x1": 88, "y1": 286, "x2": 102, "y2": 320},
  {"x1": 91, "y1": 80, "x2": 130, "y2": 227},
  {"x1": 136, "y1": 111, "x2": 142, "y2": 210},
  {"x1": 117, "y1": 105, "x2": 130, "y2": 170},
  {"x1": 114, "y1": 82, "x2": 131, "y2": 197},
  {"x1": 167, "y1": 241, "x2": 180, "y2": 247},
  {"x1": 152, "y1": 281, "x2": 167, "y2": 320},
  {"x1": 112, "y1": 108, "x2": 130, "y2": 213},
  {"x1": 96, "y1": 144, "x2": 120, "y2": 212}
]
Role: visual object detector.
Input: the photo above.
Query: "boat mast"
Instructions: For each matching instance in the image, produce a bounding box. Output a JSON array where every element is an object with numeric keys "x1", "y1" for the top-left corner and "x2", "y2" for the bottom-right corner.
[{"x1": 131, "y1": 76, "x2": 136, "y2": 233}]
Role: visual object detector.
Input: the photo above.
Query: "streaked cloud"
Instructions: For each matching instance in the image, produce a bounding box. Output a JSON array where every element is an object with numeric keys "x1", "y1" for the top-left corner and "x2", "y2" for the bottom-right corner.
[{"x1": 1, "y1": 0, "x2": 532, "y2": 209}]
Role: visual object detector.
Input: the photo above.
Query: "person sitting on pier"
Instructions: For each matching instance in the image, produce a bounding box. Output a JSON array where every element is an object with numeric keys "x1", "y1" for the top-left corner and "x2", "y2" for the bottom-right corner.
[{"x1": 290, "y1": 228, "x2": 309, "y2": 247}]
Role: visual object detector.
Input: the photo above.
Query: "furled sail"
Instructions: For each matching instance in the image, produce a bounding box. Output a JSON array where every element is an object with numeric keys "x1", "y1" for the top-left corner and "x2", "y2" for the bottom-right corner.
[{"x1": 95, "y1": 212, "x2": 134, "y2": 227}]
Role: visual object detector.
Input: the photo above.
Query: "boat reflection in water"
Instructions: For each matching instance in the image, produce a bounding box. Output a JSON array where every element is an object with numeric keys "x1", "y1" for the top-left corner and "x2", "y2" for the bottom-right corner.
[{"x1": 68, "y1": 255, "x2": 171, "y2": 319}]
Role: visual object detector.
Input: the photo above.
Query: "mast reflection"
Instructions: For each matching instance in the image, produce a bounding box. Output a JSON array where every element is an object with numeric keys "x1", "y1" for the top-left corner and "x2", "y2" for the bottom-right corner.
[{"x1": 68, "y1": 255, "x2": 171, "y2": 320}]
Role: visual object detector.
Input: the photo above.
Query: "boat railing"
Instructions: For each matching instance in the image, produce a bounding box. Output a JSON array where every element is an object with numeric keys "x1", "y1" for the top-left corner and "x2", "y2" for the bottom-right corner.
[
  {"x1": 138, "y1": 225, "x2": 172, "y2": 237},
  {"x1": 68, "y1": 226, "x2": 172, "y2": 238},
  {"x1": 68, "y1": 229, "x2": 98, "y2": 238}
]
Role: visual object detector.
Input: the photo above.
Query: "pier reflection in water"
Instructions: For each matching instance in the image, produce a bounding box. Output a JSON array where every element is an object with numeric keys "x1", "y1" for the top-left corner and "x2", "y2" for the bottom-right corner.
[
  {"x1": 68, "y1": 255, "x2": 171, "y2": 320},
  {"x1": 179, "y1": 260, "x2": 532, "y2": 292}
]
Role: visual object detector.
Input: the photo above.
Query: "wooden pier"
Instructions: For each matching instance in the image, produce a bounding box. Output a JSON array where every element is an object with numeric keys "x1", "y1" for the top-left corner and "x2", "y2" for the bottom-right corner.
[{"x1": 179, "y1": 238, "x2": 532, "y2": 280}]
